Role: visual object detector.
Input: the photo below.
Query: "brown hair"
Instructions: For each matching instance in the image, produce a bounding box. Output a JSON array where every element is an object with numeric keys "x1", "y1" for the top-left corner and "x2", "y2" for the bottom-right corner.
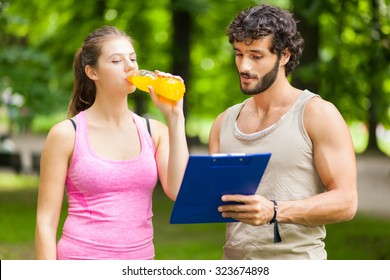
[
  {"x1": 227, "y1": 4, "x2": 304, "y2": 76},
  {"x1": 67, "y1": 26, "x2": 133, "y2": 117}
]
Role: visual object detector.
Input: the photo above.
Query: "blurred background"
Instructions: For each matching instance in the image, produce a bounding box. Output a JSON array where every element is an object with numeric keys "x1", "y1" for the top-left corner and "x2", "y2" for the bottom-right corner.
[{"x1": 0, "y1": 0, "x2": 389, "y2": 260}]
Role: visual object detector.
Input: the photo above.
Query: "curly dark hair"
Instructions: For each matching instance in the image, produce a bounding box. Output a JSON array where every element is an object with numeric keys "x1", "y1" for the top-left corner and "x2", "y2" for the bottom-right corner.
[{"x1": 227, "y1": 4, "x2": 304, "y2": 76}]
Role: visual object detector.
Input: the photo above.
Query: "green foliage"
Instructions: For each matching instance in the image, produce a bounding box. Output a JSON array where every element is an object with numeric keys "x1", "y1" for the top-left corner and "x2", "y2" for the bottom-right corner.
[
  {"x1": 187, "y1": 0, "x2": 290, "y2": 119},
  {"x1": 349, "y1": 121, "x2": 369, "y2": 153},
  {"x1": 0, "y1": 46, "x2": 68, "y2": 116},
  {"x1": 308, "y1": 0, "x2": 389, "y2": 126},
  {"x1": 0, "y1": 0, "x2": 289, "y2": 122},
  {"x1": 0, "y1": 0, "x2": 389, "y2": 146},
  {"x1": 31, "y1": 111, "x2": 67, "y2": 134}
]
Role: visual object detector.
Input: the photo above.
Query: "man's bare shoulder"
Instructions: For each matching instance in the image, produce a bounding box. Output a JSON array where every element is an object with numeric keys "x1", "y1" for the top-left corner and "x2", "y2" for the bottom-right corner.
[
  {"x1": 305, "y1": 96, "x2": 342, "y2": 120},
  {"x1": 304, "y1": 96, "x2": 349, "y2": 140}
]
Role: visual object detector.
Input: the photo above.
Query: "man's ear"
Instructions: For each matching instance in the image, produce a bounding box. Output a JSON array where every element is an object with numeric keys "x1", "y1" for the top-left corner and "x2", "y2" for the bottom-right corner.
[
  {"x1": 85, "y1": 65, "x2": 98, "y2": 80},
  {"x1": 280, "y1": 49, "x2": 291, "y2": 66}
]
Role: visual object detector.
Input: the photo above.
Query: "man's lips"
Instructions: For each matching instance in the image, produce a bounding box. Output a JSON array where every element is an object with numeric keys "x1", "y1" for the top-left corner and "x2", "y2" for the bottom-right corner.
[{"x1": 240, "y1": 73, "x2": 256, "y2": 82}]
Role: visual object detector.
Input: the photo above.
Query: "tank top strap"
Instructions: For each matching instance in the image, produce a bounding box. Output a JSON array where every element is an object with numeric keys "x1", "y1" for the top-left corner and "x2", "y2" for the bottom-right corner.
[
  {"x1": 296, "y1": 90, "x2": 321, "y2": 146},
  {"x1": 221, "y1": 100, "x2": 248, "y2": 136},
  {"x1": 297, "y1": 90, "x2": 320, "y2": 108},
  {"x1": 70, "y1": 110, "x2": 88, "y2": 165},
  {"x1": 130, "y1": 112, "x2": 156, "y2": 155}
]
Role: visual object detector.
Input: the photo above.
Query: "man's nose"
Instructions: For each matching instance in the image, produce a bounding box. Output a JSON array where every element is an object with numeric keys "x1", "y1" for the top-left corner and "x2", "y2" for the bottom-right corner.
[{"x1": 238, "y1": 57, "x2": 253, "y2": 72}]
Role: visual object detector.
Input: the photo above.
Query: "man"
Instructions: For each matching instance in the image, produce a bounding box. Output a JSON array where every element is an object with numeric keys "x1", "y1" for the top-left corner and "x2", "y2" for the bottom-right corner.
[{"x1": 209, "y1": 4, "x2": 357, "y2": 259}]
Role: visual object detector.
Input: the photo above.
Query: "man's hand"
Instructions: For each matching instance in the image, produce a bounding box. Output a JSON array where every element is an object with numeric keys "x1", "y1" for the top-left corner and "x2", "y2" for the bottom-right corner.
[{"x1": 218, "y1": 194, "x2": 275, "y2": 226}]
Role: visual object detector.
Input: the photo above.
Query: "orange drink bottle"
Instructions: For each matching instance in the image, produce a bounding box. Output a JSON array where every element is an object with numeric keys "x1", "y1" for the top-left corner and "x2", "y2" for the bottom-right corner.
[{"x1": 128, "y1": 70, "x2": 185, "y2": 101}]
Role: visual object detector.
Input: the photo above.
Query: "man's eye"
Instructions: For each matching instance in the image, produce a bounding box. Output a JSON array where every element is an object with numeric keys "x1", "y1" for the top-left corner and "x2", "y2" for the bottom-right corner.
[{"x1": 112, "y1": 60, "x2": 121, "y2": 63}]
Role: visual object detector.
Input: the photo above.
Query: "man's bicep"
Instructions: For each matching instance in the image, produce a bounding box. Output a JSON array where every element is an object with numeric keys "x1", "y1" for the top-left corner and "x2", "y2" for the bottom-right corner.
[{"x1": 308, "y1": 102, "x2": 356, "y2": 191}]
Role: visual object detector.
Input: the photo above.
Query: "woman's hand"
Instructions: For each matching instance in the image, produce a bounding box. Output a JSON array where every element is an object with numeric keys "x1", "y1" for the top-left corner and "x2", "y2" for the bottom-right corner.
[
  {"x1": 148, "y1": 70, "x2": 188, "y2": 201},
  {"x1": 147, "y1": 70, "x2": 184, "y2": 117}
]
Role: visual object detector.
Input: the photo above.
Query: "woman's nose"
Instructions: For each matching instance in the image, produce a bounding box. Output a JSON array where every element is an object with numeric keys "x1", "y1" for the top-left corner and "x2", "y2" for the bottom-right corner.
[{"x1": 125, "y1": 59, "x2": 136, "y2": 72}]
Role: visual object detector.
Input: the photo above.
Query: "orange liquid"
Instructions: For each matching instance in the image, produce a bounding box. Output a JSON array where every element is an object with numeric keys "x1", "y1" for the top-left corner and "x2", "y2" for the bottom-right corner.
[
  {"x1": 131, "y1": 75, "x2": 157, "y2": 93},
  {"x1": 129, "y1": 70, "x2": 185, "y2": 101}
]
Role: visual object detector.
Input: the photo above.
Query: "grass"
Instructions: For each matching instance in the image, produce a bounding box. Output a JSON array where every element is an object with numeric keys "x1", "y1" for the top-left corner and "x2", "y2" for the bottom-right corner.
[
  {"x1": 0, "y1": 172, "x2": 39, "y2": 191},
  {"x1": 154, "y1": 187, "x2": 390, "y2": 260},
  {"x1": 326, "y1": 215, "x2": 390, "y2": 260},
  {"x1": 0, "y1": 174, "x2": 39, "y2": 259},
  {"x1": 152, "y1": 187, "x2": 226, "y2": 260},
  {"x1": 0, "y1": 176, "x2": 389, "y2": 260}
]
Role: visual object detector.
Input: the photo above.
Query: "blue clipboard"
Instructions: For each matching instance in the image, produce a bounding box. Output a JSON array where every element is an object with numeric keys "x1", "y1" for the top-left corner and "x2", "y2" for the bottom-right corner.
[{"x1": 170, "y1": 153, "x2": 271, "y2": 224}]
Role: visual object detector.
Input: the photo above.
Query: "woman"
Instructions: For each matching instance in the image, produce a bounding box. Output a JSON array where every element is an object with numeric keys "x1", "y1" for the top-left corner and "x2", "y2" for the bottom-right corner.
[{"x1": 35, "y1": 26, "x2": 189, "y2": 260}]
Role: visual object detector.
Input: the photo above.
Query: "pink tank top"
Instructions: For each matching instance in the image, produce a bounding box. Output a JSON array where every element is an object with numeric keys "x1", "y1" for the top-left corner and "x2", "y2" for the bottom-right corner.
[{"x1": 57, "y1": 110, "x2": 158, "y2": 260}]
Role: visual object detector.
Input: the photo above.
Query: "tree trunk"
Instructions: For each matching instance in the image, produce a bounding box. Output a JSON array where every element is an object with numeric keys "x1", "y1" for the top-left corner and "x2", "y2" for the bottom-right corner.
[
  {"x1": 171, "y1": 1, "x2": 191, "y2": 119},
  {"x1": 291, "y1": 1, "x2": 320, "y2": 93},
  {"x1": 366, "y1": 0, "x2": 381, "y2": 153}
]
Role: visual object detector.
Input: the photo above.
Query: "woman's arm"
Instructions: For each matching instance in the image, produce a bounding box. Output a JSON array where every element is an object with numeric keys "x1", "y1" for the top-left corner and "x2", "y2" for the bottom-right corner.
[
  {"x1": 209, "y1": 111, "x2": 225, "y2": 154},
  {"x1": 147, "y1": 73, "x2": 189, "y2": 201},
  {"x1": 35, "y1": 120, "x2": 75, "y2": 259},
  {"x1": 152, "y1": 110, "x2": 188, "y2": 201}
]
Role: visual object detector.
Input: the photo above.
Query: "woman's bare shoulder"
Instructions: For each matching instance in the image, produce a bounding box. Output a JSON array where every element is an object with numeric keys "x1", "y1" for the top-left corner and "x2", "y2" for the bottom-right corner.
[{"x1": 43, "y1": 119, "x2": 76, "y2": 150}]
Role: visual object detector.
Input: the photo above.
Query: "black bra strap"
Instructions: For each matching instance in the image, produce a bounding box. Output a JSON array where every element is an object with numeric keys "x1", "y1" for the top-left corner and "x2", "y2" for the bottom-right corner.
[
  {"x1": 146, "y1": 118, "x2": 151, "y2": 136},
  {"x1": 69, "y1": 118, "x2": 76, "y2": 131}
]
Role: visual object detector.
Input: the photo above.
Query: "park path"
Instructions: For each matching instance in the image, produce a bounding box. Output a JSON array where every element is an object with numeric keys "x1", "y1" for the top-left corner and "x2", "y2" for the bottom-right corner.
[
  {"x1": 355, "y1": 152, "x2": 390, "y2": 218},
  {"x1": 8, "y1": 134, "x2": 390, "y2": 219}
]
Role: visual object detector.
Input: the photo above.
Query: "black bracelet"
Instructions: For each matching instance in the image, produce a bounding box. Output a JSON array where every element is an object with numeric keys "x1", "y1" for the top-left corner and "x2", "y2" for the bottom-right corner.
[
  {"x1": 269, "y1": 200, "x2": 278, "y2": 224},
  {"x1": 269, "y1": 200, "x2": 282, "y2": 243}
]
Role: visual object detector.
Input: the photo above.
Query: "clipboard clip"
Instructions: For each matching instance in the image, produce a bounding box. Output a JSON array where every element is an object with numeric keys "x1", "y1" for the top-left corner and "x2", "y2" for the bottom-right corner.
[{"x1": 210, "y1": 153, "x2": 250, "y2": 166}]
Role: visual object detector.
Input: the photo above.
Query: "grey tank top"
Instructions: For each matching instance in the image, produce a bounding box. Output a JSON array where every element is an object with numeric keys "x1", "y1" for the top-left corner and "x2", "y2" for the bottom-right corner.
[{"x1": 220, "y1": 90, "x2": 327, "y2": 260}]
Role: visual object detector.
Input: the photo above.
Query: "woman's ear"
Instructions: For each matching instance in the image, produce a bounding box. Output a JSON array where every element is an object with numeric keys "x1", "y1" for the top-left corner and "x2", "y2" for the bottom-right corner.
[{"x1": 85, "y1": 65, "x2": 98, "y2": 80}]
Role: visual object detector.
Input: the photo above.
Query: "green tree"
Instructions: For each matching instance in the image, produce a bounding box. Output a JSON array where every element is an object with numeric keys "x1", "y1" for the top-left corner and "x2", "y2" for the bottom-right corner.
[
  {"x1": 291, "y1": 0, "x2": 320, "y2": 93},
  {"x1": 1, "y1": 0, "x2": 389, "y2": 152},
  {"x1": 0, "y1": 1, "x2": 64, "y2": 133},
  {"x1": 292, "y1": 0, "x2": 390, "y2": 154},
  {"x1": 365, "y1": 0, "x2": 390, "y2": 152}
]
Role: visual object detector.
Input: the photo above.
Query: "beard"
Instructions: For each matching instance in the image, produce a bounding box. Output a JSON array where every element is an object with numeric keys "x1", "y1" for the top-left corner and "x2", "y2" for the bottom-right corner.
[{"x1": 240, "y1": 58, "x2": 280, "y2": 95}]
